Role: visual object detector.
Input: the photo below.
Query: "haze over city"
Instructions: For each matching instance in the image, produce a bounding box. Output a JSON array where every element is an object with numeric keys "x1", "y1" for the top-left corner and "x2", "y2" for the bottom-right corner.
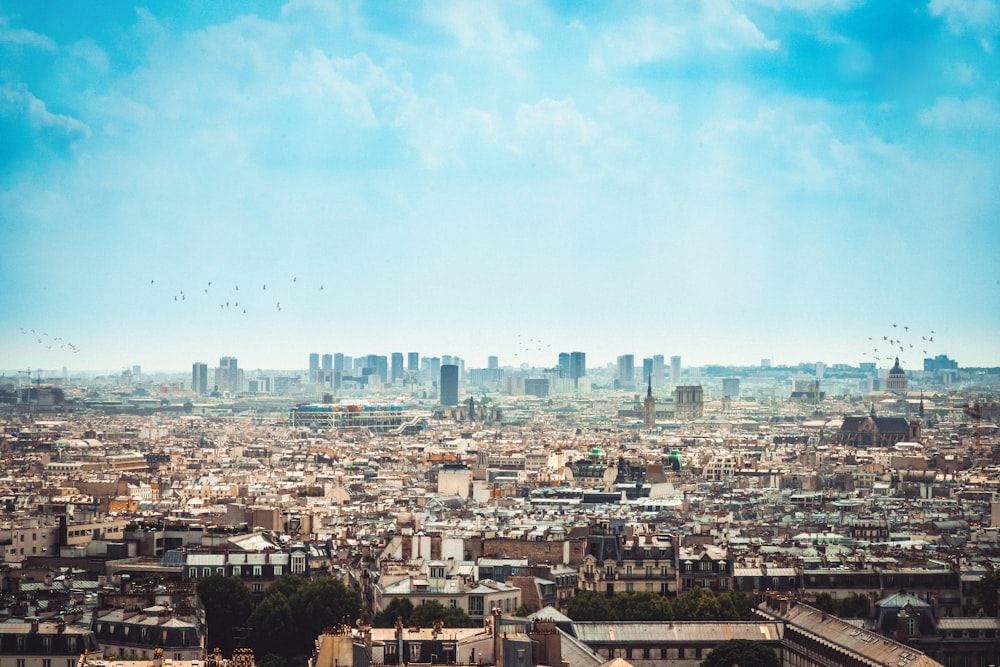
[{"x1": 2, "y1": 1, "x2": 998, "y2": 372}]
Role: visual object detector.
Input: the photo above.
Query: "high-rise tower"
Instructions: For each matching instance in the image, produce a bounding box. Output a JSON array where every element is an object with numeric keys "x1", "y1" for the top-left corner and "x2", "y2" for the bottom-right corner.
[
  {"x1": 670, "y1": 355, "x2": 681, "y2": 386},
  {"x1": 440, "y1": 364, "x2": 459, "y2": 406},
  {"x1": 192, "y1": 362, "x2": 208, "y2": 395}
]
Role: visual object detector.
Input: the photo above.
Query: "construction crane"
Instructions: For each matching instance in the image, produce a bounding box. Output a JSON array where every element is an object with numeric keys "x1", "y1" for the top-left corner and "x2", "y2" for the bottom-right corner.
[
  {"x1": 962, "y1": 402, "x2": 982, "y2": 452},
  {"x1": 18, "y1": 368, "x2": 41, "y2": 385}
]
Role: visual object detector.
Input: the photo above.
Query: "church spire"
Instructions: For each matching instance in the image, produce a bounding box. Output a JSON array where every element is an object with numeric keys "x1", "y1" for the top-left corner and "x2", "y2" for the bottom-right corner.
[{"x1": 647, "y1": 374, "x2": 653, "y2": 397}]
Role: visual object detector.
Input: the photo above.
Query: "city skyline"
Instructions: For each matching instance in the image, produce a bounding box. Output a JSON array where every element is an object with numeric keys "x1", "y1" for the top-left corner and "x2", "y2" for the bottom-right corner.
[{"x1": 2, "y1": 1, "x2": 998, "y2": 371}]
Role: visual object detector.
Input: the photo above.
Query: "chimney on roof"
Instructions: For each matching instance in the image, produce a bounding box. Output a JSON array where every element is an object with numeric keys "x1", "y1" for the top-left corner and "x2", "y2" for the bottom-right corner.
[{"x1": 29, "y1": 618, "x2": 39, "y2": 633}]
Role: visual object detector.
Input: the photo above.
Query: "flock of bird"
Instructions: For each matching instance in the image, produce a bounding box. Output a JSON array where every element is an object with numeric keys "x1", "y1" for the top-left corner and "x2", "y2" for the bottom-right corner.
[
  {"x1": 512, "y1": 333, "x2": 552, "y2": 357},
  {"x1": 18, "y1": 328, "x2": 80, "y2": 354},
  {"x1": 861, "y1": 323, "x2": 937, "y2": 366},
  {"x1": 151, "y1": 276, "x2": 324, "y2": 315}
]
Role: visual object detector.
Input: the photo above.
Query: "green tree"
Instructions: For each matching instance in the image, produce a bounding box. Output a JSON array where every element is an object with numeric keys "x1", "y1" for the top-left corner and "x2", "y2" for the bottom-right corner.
[
  {"x1": 196, "y1": 574, "x2": 253, "y2": 656},
  {"x1": 565, "y1": 590, "x2": 613, "y2": 621},
  {"x1": 972, "y1": 570, "x2": 1000, "y2": 616},
  {"x1": 718, "y1": 591, "x2": 755, "y2": 621},
  {"x1": 515, "y1": 602, "x2": 538, "y2": 617},
  {"x1": 409, "y1": 600, "x2": 477, "y2": 628},
  {"x1": 674, "y1": 587, "x2": 722, "y2": 621},
  {"x1": 290, "y1": 577, "x2": 364, "y2": 642},
  {"x1": 837, "y1": 593, "x2": 870, "y2": 618},
  {"x1": 701, "y1": 639, "x2": 779, "y2": 667},
  {"x1": 374, "y1": 598, "x2": 414, "y2": 628},
  {"x1": 813, "y1": 592, "x2": 838, "y2": 615},
  {"x1": 246, "y1": 576, "x2": 362, "y2": 660},
  {"x1": 247, "y1": 591, "x2": 296, "y2": 657},
  {"x1": 612, "y1": 591, "x2": 672, "y2": 621}
]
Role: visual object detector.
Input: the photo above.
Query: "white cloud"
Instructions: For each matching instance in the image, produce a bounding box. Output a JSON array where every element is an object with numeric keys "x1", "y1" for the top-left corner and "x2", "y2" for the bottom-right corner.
[
  {"x1": 589, "y1": 1, "x2": 777, "y2": 70},
  {"x1": 514, "y1": 98, "x2": 601, "y2": 168},
  {"x1": 917, "y1": 96, "x2": 1000, "y2": 129},
  {"x1": 928, "y1": 0, "x2": 1000, "y2": 38},
  {"x1": 750, "y1": 0, "x2": 862, "y2": 12},
  {"x1": 67, "y1": 39, "x2": 110, "y2": 74},
  {"x1": 423, "y1": 0, "x2": 538, "y2": 56},
  {"x1": 0, "y1": 82, "x2": 90, "y2": 142},
  {"x1": 0, "y1": 16, "x2": 57, "y2": 50}
]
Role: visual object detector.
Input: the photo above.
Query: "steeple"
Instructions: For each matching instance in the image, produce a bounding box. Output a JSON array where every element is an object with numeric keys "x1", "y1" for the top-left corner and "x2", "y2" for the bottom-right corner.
[{"x1": 643, "y1": 375, "x2": 655, "y2": 428}]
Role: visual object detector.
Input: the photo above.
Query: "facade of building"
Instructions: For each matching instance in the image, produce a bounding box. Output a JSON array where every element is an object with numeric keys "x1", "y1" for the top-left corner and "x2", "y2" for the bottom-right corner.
[
  {"x1": 288, "y1": 404, "x2": 425, "y2": 434},
  {"x1": 191, "y1": 363, "x2": 208, "y2": 396},
  {"x1": 441, "y1": 365, "x2": 459, "y2": 407},
  {"x1": 886, "y1": 357, "x2": 909, "y2": 393},
  {"x1": 91, "y1": 605, "x2": 203, "y2": 661},
  {"x1": 674, "y1": 386, "x2": 704, "y2": 420},
  {"x1": 0, "y1": 620, "x2": 101, "y2": 667},
  {"x1": 835, "y1": 406, "x2": 921, "y2": 447}
]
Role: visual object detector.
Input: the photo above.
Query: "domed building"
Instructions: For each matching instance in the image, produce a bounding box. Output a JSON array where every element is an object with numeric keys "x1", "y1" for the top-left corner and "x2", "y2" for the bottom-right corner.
[{"x1": 886, "y1": 357, "x2": 908, "y2": 393}]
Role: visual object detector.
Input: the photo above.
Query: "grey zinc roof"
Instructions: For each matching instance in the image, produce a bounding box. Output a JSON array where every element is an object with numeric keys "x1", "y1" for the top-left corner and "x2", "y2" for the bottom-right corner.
[
  {"x1": 527, "y1": 605, "x2": 572, "y2": 623},
  {"x1": 571, "y1": 621, "x2": 784, "y2": 644},
  {"x1": 937, "y1": 618, "x2": 1000, "y2": 631},
  {"x1": 779, "y1": 603, "x2": 943, "y2": 667},
  {"x1": 557, "y1": 627, "x2": 604, "y2": 667}
]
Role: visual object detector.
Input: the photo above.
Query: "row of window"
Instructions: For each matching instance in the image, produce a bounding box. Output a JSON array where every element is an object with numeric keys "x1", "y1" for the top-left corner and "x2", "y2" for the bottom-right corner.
[
  {"x1": 9, "y1": 636, "x2": 80, "y2": 654},
  {"x1": 3, "y1": 659, "x2": 75, "y2": 667},
  {"x1": 603, "y1": 646, "x2": 705, "y2": 660},
  {"x1": 187, "y1": 565, "x2": 279, "y2": 578}
]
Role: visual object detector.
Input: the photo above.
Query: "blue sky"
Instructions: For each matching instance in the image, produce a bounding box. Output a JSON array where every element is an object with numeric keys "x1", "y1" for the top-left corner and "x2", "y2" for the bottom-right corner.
[{"x1": 1, "y1": 0, "x2": 998, "y2": 373}]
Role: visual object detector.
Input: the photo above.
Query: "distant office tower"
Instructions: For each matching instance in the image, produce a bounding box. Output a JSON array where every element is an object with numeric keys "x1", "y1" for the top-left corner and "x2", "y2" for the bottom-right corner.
[
  {"x1": 429, "y1": 357, "x2": 441, "y2": 385},
  {"x1": 570, "y1": 351, "x2": 586, "y2": 379},
  {"x1": 652, "y1": 354, "x2": 664, "y2": 388},
  {"x1": 440, "y1": 364, "x2": 459, "y2": 406},
  {"x1": 363, "y1": 355, "x2": 388, "y2": 384},
  {"x1": 192, "y1": 362, "x2": 208, "y2": 395},
  {"x1": 309, "y1": 353, "x2": 320, "y2": 381},
  {"x1": 761, "y1": 358, "x2": 771, "y2": 368},
  {"x1": 558, "y1": 352, "x2": 570, "y2": 377},
  {"x1": 408, "y1": 352, "x2": 419, "y2": 372},
  {"x1": 642, "y1": 358, "x2": 653, "y2": 386},
  {"x1": 391, "y1": 352, "x2": 404, "y2": 383},
  {"x1": 524, "y1": 378, "x2": 549, "y2": 398},
  {"x1": 322, "y1": 354, "x2": 333, "y2": 372},
  {"x1": 488, "y1": 355, "x2": 499, "y2": 371},
  {"x1": 216, "y1": 356, "x2": 240, "y2": 394},
  {"x1": 815, "y1": 362, "x2": 825, "y2": 379},
  {"x1": 442, "y1": 355, "x2": 453, "y2": 366},
  {"x1": 670, "y1": 355, "x2": 681, "y2": 386},
  {"x1": 617, "y1": 354, "x2": 635, "y2": 387},
  {"x1": 924, "y1": 354, "x2": 957, "y2": 372},
  {"x1": 722, "y1": 377, "x2": 740, "y2": 399},
  {"x1": 334, "y1": 353, "x2": 345, "y2": 373},
  {"x1": 132, "y1": 365, "x2": 142, "y2": 380}
]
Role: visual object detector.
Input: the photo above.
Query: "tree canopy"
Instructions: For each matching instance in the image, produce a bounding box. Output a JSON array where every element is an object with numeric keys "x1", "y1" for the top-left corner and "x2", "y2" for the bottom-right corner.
[
  {"x1": 196, "y1": 574, "x2": 253, "y2": 657},
  {"x1": 565, "y1": 588, "x2": 753, "y2": 622},
  {"x1": 245, "y1": 576, "x2": 361, "y2": 665},
  {"x1": 373, "y1": 599, "x2": 476, "y2": 628},
  {"x1": 973, "y1": 570, "x2": 1000, "y2": 616}
]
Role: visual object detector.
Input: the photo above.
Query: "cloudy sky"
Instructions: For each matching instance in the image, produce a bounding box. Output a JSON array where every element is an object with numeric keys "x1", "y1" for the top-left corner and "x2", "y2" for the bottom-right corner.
[{"x1": 1, "y1": 0, "x2": 998, "y2": 374}]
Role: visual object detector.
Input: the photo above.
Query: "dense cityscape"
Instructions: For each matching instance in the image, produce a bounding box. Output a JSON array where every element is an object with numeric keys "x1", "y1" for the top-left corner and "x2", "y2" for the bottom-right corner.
[
  {"x1": 3, "y1": 1, "x2": 999, "y2": 667},
  {"x1": 1, "y1": 349, "x2": 998, "y2": 667}
]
